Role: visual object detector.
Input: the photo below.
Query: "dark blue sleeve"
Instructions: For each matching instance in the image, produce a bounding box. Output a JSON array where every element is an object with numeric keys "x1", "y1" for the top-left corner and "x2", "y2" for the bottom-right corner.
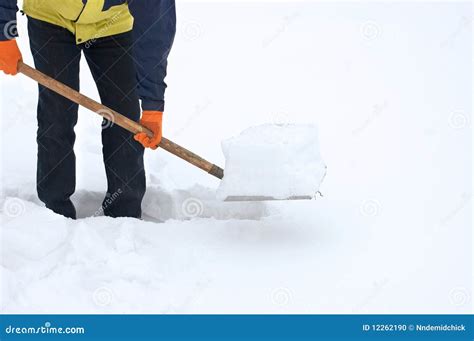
[
  {"x1": 128, "y1": 0, "x2": 176, "y2": 112},
  {"x1": 0, "y1": 0, "x2": 18, "y2": 41}
]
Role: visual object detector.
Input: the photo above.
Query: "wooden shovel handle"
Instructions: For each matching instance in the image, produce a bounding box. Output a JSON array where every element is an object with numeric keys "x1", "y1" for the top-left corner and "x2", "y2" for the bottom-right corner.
[{"x1": 18, "y1": 61, "x2": 224, "y2": 179}]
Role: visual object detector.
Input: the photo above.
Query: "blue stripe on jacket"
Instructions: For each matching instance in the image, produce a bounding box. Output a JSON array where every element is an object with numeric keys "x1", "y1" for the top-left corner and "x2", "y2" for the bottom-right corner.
[{"x1": 0, "y1": 0, "x2": 176, "y2": 112}]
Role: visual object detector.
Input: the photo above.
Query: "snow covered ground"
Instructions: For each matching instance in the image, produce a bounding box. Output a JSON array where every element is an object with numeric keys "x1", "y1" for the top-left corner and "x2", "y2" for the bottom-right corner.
[{"x1": 0, "y1": 1, "x2": 472, "y2": 314}]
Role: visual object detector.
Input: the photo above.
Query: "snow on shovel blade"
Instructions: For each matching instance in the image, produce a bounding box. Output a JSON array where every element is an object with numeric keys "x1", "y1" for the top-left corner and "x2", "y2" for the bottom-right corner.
[{"x1": 216, "y1": 124, "x2": 327, "y2": 202}]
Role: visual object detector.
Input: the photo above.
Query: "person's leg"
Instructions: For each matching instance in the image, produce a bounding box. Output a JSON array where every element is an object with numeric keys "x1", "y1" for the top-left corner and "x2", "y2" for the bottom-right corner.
[
  {"x1": 82, "y1": 32, "x2": 145, "y2": 218},
  {"x1": 27, "y1": 17, "x2": 81, "y2": 219}
]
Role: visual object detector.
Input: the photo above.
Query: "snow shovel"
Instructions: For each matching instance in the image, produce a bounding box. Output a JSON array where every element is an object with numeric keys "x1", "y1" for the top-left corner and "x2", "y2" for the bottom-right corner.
[
  {"x1": 18, "y1": 62, "x2": 224, "y2": 180},
  {"x1": 18, "y1": 62, "x2": 324, "y2": 202}
]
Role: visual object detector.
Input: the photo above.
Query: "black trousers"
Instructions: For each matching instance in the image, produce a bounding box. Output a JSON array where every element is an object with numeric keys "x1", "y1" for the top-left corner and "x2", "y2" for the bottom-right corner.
[{"x1": 28, "y1": 18, "x2": 146, "y2": 219}]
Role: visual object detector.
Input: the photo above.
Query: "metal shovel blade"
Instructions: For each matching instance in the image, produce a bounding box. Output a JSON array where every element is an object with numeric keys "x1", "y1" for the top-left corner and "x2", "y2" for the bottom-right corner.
[{"x1": 224, "y1": 195, "x2": 313, "y2": 202}]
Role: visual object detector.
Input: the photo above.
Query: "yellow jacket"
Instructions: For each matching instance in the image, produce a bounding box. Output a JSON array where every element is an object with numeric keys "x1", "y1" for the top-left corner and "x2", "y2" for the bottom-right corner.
[
  {"x1": 0, "y1": 0, "x2": 176, "y2": 111},
  {"x1": 23, "y1": 0, "x2": 134, "y2": 44}
]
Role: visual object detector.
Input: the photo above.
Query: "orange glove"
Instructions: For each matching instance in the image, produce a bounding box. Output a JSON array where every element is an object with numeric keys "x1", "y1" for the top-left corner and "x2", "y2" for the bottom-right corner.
[
  {"x1": 0, "y1": 39, "x2": 22, "y2": 75},
  {"x1": 134, "y1": 111, "x2": 163, "y2": 150}
]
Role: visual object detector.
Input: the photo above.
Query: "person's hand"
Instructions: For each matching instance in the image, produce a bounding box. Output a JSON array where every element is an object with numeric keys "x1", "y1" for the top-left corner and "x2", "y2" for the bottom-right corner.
[
  {"x1": 134, "y1": 111, "x2": 163, "y2": 150},
  {"x1": 0, "y1": 39, "x2": 22, "y2": 75}
]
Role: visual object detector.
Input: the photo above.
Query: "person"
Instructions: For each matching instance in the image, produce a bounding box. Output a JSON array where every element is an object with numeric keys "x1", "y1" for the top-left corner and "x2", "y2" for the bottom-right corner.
[{"x1": 0, "y1": 0, "x2": 176, "y2": 219}]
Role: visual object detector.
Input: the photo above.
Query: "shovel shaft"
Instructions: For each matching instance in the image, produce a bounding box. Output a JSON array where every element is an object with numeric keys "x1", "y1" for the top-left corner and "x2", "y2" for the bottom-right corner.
[{"x1": 18, "y1": 62, "x2": 224, "y2": 179}]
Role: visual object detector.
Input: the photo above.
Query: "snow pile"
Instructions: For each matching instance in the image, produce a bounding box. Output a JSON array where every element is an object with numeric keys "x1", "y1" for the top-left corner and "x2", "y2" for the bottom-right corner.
[
  {"x1": 217, "y1": 124, "x2": 327, "y2": 200},
  {"x1": 0, "y1": 197, "x2": 218, "y2": 313}
]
